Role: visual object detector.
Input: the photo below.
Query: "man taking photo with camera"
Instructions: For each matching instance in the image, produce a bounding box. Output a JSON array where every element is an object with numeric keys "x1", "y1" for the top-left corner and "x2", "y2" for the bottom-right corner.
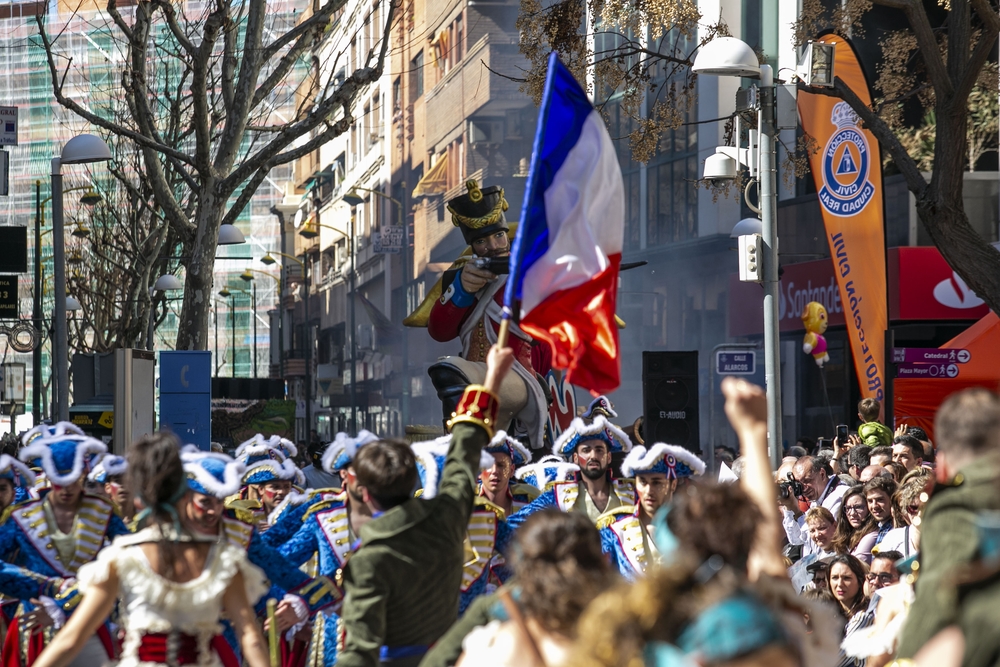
[{"x1": 778, "y1": 455, "x2": 851, "y2": 554}]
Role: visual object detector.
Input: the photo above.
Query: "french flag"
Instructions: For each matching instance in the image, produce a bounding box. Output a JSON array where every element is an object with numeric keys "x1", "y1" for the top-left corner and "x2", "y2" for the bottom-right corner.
[{"x1": 505, "y1": 53, "x2": 625, "y2": 395}]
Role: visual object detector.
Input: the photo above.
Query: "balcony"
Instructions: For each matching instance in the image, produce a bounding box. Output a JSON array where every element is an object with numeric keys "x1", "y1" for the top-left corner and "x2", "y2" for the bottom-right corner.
[{"x1": 424, "y1": 34, "x2": 525, "y2": 148}]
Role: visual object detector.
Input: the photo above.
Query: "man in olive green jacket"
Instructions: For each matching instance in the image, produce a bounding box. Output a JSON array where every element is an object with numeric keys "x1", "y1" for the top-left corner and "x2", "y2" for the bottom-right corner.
[
  {"x1": 896, "y1": 389, "x2": 1000, "y2": 658},
  {"x1": 337, "y1": 346, "x2": 514, "y2": 667}
]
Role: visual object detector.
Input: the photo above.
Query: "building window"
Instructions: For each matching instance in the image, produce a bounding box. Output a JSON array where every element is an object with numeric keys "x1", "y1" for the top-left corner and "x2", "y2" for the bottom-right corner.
[
  {"x1": 411, "y1": 51, "x2": 424, "y2": 100},
  {"x1": 392, "y1": 77, "x2": 401, "y2": 112}
]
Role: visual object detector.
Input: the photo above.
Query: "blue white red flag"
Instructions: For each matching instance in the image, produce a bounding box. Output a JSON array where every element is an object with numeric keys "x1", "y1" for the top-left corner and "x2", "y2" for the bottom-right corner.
[{"x1": 504, "y1": 52, "x2": 625, "y2": 394}]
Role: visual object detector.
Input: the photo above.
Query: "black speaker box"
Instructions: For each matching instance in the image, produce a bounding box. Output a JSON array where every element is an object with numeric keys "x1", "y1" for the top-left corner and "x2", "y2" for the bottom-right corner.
[{"x1": 642, "y1": 351, "x2": 699, "y2": 451}]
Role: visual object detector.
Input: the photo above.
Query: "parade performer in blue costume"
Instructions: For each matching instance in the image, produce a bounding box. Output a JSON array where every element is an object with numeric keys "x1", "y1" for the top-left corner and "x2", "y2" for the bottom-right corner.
[
  {"x1": 275, "y1": 432, "x2": 378, "y2": 666},
  {"x1": 0, "y1": 424, "x2": 131, "y2": 667},
  {"x1": 0, "y1": 454, "x2": 37, "y2": 513},
  {"x1": 412, "y1": 437, "x2": 504, "y2": 615},
  {"x1": 181, "y1": 447, "x2": 340, "y2": 667},
  {"x1": 507, "y1": 416, "x2": 634, "y2": 526},
  {"x1": 597, "y1": 443, "x2": 706, "y2": 580},
  {"x1": 231, "y1": 435, "x2": 307, "y2": 531},
  {"x1": 86, "y1": 455, "x2": 135, "y2": 526},
  {"x1": 479, "y1": 431, "x2": 537, "y2": 516}
]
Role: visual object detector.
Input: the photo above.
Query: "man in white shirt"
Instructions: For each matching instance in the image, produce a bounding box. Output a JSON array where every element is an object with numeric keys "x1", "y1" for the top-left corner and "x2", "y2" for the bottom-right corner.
[{"x1": 779, "y1": 455, "x2": 850, "y2": 550}]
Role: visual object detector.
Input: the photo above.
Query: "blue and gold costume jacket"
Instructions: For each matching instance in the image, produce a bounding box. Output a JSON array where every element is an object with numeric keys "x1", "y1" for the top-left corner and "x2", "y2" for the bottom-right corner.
[
  {"x1": 459, "y1": 483, "x2": 540, "y2": 613},
  {"x1": 278, "y1": 492, "x2": 355, "y2": 666},
  {"x1": 597, "y1": 506, "x2": 658, "y2": 580},
  {"x1": 505, "y1": 476, "x2": 635, "y2": 530}
]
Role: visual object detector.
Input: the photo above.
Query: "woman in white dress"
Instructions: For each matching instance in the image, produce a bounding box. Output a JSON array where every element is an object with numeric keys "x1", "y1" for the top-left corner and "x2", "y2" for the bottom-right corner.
[{"x1": 32, "y1": 432, "x2": 271, "y2": 667}]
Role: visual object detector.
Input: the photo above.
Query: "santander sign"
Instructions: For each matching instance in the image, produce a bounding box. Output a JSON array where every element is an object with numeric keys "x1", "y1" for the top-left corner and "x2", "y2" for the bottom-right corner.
[{"x1": 932, "y1": 272, "x2": 985, "y2": 310}]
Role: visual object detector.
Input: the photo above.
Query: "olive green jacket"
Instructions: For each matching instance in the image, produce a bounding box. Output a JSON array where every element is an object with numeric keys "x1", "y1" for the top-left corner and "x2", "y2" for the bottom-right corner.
[
  {"x1": 337, "y1": 422, "x2": 489, "y2": 667},
  {"x1": 418, "y1": 592, "x2": 499, "y2": 667},
  {"x1": 896, "y1": 456, "x2": 1000, "y2": 658}
]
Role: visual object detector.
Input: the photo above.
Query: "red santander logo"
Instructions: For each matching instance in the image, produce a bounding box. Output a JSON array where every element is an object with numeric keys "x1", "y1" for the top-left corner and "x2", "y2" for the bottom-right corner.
[{"x1": 893, "y1": 248, "x2": 990, "y2": 320}]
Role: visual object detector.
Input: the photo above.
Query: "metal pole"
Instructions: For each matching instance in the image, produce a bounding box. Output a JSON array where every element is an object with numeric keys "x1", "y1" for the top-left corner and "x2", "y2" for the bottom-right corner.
[
  {"x1": 230, "y1": 294, "x2": 236, "y2": 378},
  {"x1": 214, "y1": 305, "x2": 219, "y2": 376},
  {"x1": 304, "y1": 253, "x2": 312, "y2": 443},
  {"x1": 51, "y1": 158, "x2": 68, "y2": 423},
  {"x1": 758, "y1": 65, "x2": 783, "y2": 469},
  {"x1": 252, "y1": 282, "x2": 258, "y2": 379},
  {"x1": 400, "y1": 183, "x2": 409, "y2": 432},
  {"x1": 349, "y1": 208, "x2": 357, "y2": 434},
  {"x1": 33, "y1": 181, "x2": 42, "y2": 425}
]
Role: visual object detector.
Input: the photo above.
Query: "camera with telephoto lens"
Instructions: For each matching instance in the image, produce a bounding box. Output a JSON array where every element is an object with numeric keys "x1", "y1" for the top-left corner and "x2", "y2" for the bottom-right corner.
[{"x1": 778, "y1": 472, "x2": 806, "y2": 500}]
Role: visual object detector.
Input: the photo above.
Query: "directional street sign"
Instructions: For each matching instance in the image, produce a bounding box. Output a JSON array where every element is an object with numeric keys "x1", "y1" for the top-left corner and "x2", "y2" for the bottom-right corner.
[
  {"x1": 896, "y1": 362, "x2": 960, "y2": 379},
  {"x1": 716, "y1": 350, "x2": 756, "y2": 375},
  {"x1": 892, "y1": 347, "x2": 970, "y2": 365}
]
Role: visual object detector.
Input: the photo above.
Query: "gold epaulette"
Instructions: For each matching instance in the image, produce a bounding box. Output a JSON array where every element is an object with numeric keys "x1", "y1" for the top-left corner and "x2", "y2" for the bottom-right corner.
[
  {"x1": 473, "y1": 496, "x2": 507, "y2": 519},
  {"x1": 595, "y1": 505, "x2": 636, "y2": 530},
  {"x1": 302, "y1": 497, "x2": 346, "y2": 522},
  {"x1": 226, "y1": 498, "x2": 263, "y2": 525},
  {"x1": 510, "y1": 483, "x2": 541, "y2": 502}
]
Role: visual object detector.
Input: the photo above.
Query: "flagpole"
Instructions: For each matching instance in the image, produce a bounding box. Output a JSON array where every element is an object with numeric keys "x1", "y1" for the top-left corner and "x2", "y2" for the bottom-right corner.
[{"x1": 496, "y1": 312, "x2": 511, "y2": 349}]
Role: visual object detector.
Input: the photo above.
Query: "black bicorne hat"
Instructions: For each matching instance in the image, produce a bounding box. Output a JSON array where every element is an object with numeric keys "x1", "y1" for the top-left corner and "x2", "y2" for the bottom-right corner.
[{"x1": 447, "y1": 179, "x2": 509, "y2": 245}]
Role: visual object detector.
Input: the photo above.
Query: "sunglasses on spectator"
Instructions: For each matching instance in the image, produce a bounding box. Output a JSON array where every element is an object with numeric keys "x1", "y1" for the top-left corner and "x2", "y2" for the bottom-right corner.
[{"x1": 865, "y1": 573, "x2": 896, "y2": 584}]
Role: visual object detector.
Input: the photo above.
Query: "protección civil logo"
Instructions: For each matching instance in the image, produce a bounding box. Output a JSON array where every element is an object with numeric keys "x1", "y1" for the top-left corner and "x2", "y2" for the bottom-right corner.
[{"x1": 818, "y1": 102, "x2": 875, "y2": 217}]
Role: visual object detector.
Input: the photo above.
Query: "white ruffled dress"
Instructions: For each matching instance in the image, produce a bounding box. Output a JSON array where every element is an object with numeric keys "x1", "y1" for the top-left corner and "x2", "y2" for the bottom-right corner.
[{"x1": 77, "y1": 527, "x2": 268, "y2": 667}]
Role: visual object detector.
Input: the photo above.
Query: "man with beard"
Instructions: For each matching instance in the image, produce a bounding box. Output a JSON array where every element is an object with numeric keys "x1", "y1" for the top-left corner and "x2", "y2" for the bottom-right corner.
[
  {"x1": 421, "y1": 180, "x2": 551, "y2": 449},
  {"x1": 598, "y1": 443, "x2": 706, "y2": 579},
  {"x1": 180, "y1": 448, "x2": 340, "y2": 667},
  {"x1": 506, "y1": 416, "x2": 634, "y2": 526},
  {"x1": 0, "y1": 424, "x2": 131, "y2": 667}
]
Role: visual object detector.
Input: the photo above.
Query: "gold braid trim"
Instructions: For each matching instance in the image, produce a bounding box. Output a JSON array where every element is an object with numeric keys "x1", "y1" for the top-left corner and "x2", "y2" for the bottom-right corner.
[{"x1": 449, "y1": 189, "x2": 509, "y2": 230}]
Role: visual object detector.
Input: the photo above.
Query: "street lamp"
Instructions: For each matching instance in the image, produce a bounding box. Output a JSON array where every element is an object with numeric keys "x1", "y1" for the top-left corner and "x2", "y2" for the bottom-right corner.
[
  {"x1": 52, "y1": 133, "x2": 111, "y2": 422},
  {"x1": 218, "y1": 224, "x2": 247, "y2": 245},
  {"x1": 237, "y1": 270, "x2": 263, "y2": 379},
  {"x1": 261, "y1": 251, "x2": 314, "y2": 440},
  {"x1": 337, "y1": 184, "x2": 410, "y2": 432},
  {"x1": 218, "y1": 287, "x2": 238, "y2": 378},
  {"x1": 694, "y1": 38, "x2": 783, "y2": 468}
]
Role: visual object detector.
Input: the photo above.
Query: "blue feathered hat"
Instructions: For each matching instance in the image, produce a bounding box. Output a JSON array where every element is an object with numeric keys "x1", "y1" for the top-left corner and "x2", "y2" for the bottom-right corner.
[
  {"x1": 621, "y1": 443, "x2": 706, "y2": 479},
  {"x1": 21, "y1": 421, "x2": 85, "y2": 446},
  {"x1": 235, "y1": 434, "x2": 298, "y2": 461},
  {"x1": 18, "y1": 423, "x2": 107, "y2": 487},
  {"x1": 485, "y1": 431, "x2": 530, "y2": 467},
  {"x1": 412, "y1": 436, "x2": 495, "y2": 499},
  {"x1": 235, "y1": 433, "x2": 304, "y2": 486},
  {"x1": 181, "y1": 446, "x2": 246, "y2": 498},
  {"x1": 1, "y1": 454, "x2": 36, "y2": 502},
  {"x1": 515, "y1": 455, "x2": 580, "y2": 490},
  {"x1": 87, "y1": 455, "x2": 128, "y2": 484},
  {"x1": 552, "y1": 416, "x2": 631, "y2": 458},
  {"x1": 582, "y1": 395, "x2": 617, "y2": 421},
  {"x1": 321, "y1": 430, "x2": 379, "y2": 474}
]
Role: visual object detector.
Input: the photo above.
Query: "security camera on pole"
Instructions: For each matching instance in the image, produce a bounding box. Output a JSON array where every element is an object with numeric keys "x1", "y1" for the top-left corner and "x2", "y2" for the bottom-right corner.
[{"x1": 694, "y1": 38, "x2": 801, "y2": 469}]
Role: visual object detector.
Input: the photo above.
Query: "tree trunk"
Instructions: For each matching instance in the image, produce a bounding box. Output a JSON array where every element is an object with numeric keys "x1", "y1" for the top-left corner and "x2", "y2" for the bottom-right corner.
[
  {"x1": 914, "y1": 88, "x2": 1000, "y2": 316},
  {"x1": 175, "y1": 197, "x2": 224, "y2": 350}
]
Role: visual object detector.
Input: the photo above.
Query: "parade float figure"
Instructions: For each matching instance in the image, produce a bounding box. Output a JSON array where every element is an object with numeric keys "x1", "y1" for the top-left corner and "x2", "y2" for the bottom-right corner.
[
  {"x1": 598, "y1": 443, "x2": 705, "y2": 580},
  {"x1": 801, "y1": 301, "x2": 830, "y2": 367},
  {"x1": 181, "y1": 447, "x2": 340, "y2": 667},
  {"x1": 405, "y1": 179, "x2": 551, "y2": 449},
  {"x1": 506, "y1": 416, "x2": 634, "y2": 526},
  {"x1": 275, "y1": 432, "x2": 378, "y2": 667},
  {"x1": 0, "y1": 425, "x2": 131, "y2": 667}
]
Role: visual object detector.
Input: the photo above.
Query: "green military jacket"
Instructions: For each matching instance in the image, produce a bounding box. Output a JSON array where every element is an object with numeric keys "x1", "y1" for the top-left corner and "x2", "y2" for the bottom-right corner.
[
  {"x1": 896, "y1": 455, "x2": 1000, "y2": 658},
  {"x1": 419, "y1": 592, "x2": 499, "y2": 667},
  {"x1": 337, "y1": 422, "x2": 489, "y2": 667}
]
